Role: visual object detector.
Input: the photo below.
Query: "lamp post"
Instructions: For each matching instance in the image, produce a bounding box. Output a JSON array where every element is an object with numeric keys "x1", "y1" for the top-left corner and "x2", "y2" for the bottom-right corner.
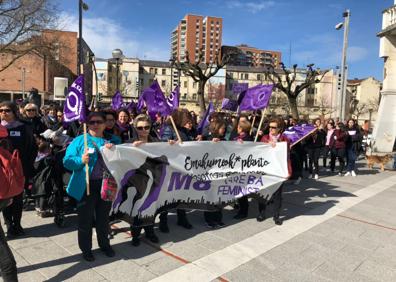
[
  {"x1": 112, "y1": 48, "x2": 123, "y2": 92},
  {"x1": 335, "y1": 9, "x2": 350, "y2": 122},
  {"x1": 78, "y1": 0, "x2": 89, "y2": 75}
]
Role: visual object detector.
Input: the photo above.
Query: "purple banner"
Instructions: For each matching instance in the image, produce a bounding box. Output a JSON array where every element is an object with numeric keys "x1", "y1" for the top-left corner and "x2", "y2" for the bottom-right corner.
[
  {"x1": 238, "y1": 84, "x2": 273, "y2": 112},
  {"x1": 63, "y1": 75, "x2": 86, "y2": 123}
]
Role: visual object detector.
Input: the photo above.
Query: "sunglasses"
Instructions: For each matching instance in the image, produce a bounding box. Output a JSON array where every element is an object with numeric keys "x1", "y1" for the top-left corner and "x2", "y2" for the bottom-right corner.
[
  {"x1": 57, "y1": 115, "x2": 63, "y2": 118},
  {"x1": 0, "y1": 109, "x2": 11, "y2": 113},
  {"x1": 25, "y1": 109, "x2": 36, "y2": 112},
  {"x1": 269, "y1": 126, "x2": 278, "y2": 129},
  {"x1": 88, "y1": 120, "x2": 104, "y2": 125},
  {"x1": 136, "y1": 126, "x2": 150, "y2": 131}
]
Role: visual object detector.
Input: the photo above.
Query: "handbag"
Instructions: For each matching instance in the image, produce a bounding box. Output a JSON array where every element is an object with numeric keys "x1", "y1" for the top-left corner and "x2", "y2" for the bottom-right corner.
[{"x1": 101, "y1": 168, "x2": 117, "y2": 202}]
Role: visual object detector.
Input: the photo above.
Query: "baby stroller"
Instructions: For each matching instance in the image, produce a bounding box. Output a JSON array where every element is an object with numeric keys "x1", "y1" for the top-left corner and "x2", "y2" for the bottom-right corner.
[{"x1": 30, "y1": 129, "x2": 73, "y2": 227}]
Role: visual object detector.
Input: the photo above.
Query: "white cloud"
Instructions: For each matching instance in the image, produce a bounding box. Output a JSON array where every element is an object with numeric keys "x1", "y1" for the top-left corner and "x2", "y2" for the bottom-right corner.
[
  {"x1": 227, "y1": 1, "x2": 275, "y2": 14},
  {"x1": 57, "y1": 12, "x2": 168, "y2": 60}
]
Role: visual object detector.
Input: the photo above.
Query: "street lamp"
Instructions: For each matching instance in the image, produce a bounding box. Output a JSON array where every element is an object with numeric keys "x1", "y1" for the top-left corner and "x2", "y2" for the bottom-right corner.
[
  {"x1": 78, "y1": 0, "x2": 89, "y2": 75},
  {"x1": 335, "y1": 9, "x2": 350, "y2": 122},
  {"x1": 112, "y1": 48, "x2": 123, "y2": 91}
]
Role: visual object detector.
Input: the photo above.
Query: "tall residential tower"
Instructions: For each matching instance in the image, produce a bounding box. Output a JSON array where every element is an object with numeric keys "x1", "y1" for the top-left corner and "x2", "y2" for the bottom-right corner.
[{"x1": 171, "y1": 14, "x2": 222, "y2": 64}]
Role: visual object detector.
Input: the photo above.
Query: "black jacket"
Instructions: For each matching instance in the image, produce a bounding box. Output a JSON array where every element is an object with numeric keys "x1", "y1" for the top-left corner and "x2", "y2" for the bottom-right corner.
[
  {"x1": 22, "y1": 116, "x2": 46, "y2": 136},
  {"x1": 5, "y1": 121, "x2": 38, "y2": 178},
  {"x1": 346, "y1": 126, "x2": 362, "y2": 152},
  {"x1": 306, "y1": 129, "x2": 326, "y2": 149}
]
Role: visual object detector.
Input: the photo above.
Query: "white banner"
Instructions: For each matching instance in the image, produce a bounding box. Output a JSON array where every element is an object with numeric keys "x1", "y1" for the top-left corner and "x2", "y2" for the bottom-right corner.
[{"x1": 101, "y1": 141, "x2": 289, "y2": 223}]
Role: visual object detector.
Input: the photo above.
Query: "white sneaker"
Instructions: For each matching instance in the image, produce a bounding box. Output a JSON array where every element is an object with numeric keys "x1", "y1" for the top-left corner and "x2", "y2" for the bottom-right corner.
[
  {"x1": 344, "y1": 172, "x2": 351, "y2": 176},
  {"x1": 294, "y1": 177, "x2": 302, "y2": 185},
  {"x1": 314, "y1": 174, "x2": 319, "y2": 180},
  {"x1": 351, "y1": 171, "x2": 356, "y2": 177},
  {"x1": 338, "y1": 172, "x2": 342, "y2": 176}
]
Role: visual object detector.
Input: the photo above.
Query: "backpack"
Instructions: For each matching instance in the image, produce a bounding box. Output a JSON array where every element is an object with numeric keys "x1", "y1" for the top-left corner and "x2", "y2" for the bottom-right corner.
[{"x1": 0, "y1": 146, "x2": 25, "y2": 199}]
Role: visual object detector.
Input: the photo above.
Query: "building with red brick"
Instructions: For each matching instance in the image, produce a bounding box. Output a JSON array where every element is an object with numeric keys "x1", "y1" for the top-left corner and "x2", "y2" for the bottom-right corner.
[
  {"x1": 0, "y1": 30, "x2": 93, "y2": 104},
  {"x1": 171, "y1": 14, "x2": 223, "y2": 64}
]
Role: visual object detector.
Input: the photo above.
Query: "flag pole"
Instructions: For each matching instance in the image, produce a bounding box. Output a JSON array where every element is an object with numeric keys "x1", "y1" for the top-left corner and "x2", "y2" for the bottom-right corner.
[
  {"x1": 290, "y1": 127, "x2": 318, "y2": 148},
  {"x1": 169, "y1": 115, "x2": 183, "y2": 144},
  {"x1": 250, "y1": 113, "x2": 256, "y2": 135},
  {"x1": 81, "y1": 64, "x2": 90, "y2": 196},
  {"x1": 254, "y1": 108, "x2": 267, "y2": 142}
]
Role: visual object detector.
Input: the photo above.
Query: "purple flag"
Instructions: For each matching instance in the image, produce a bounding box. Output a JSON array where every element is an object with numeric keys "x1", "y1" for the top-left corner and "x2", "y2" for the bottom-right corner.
[
  {"x1": 238, "y1": 84, "x2": 273, "y2": 111},
  {"x1": 111, "y1": 91, "x2": 123, "y2": 110},
  {"x1": 63, "y1": 75, "x2": 86, "y2": 123},
  {"x1": 232, "y1": 83, "x2": 249, "y2": 95},
  {"x1": 137, "y1": 93, "x2": 145, "y2": 112},
  {"x1": 221, "y1": 98, "x2": 238, "y2": 111},
  {"x1": 166, "y1": 86, "x2": 180, "y2": 111},
  {"x1": 283, "y1": 124, "x2": 317, "y2": 145},
  {"x1": 197, "y1": 101, "x2": 214, "y2": 135},
  {"x1": 125, "y1": 101, "x2": 136, "y2": 112},
  {"x1": 141, "y1": 80, "x2": 171, "y2": 119}
]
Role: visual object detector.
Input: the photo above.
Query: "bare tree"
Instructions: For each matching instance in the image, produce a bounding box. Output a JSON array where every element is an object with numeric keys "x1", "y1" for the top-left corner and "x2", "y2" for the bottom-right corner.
[
  {"x1": 174, "y1": 48, "x2": 233, "y2": 113},
  {"x1": 265, "y1": 63, "x2": 328, "y2": 120},
  {"x1": 0, "y1": 0, "x2": 57, "y2": 72}
]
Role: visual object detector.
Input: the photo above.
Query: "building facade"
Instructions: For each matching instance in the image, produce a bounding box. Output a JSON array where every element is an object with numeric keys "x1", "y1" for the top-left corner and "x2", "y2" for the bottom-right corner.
[
  {"x1": 372, "y1": 0, "x2": 396, "y2": 153},
  {"x1": 222, "y1": 45, "x2": 281, "y2": 69},
  {"x1": 0, "y1": 30, "x2": 93, "y2": 104},
  {"x1": 171, "y1": 14, "x2": 223, "y2": 64}
]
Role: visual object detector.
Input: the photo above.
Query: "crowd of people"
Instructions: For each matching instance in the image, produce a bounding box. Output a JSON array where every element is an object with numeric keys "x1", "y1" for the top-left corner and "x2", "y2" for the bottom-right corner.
[{"x1": 0, "y1": 97, "x2": 373, "y2": 280}]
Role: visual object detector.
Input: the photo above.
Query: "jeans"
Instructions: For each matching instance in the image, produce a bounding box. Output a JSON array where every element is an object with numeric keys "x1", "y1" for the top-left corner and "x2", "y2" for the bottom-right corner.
[
  {"x1": 77, "y1": 180, "x2": 112, "y2": 254},
  {"x1": 346, "y1": 148, "x2": 357, "y2": 172},
  {"x1": 0, "y1": 219, "x2": 18, "y2": 282}
]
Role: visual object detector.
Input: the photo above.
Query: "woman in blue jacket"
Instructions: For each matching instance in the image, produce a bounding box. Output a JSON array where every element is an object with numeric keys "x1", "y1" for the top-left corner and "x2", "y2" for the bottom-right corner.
[{"x1": 63, "y1": 112, "x2": 121, "y2": 262}]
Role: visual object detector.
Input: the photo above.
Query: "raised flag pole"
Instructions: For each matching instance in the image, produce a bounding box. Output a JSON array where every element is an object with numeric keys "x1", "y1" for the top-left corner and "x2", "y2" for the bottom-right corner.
[
  {"x1": 254, "y1": 108, "x2": 267, "y2": 142},
  {"x1": 80, "y1": 64, "x2": 90, "y2": 196},
  {"x1": 250, "y1": 113, "x2": 256, "y2": 135},
  {"x1": 169, "y1": 115, "x2": 183, "y2": 144},
  {"x1": 290, "y1": 127, "x2": 318, "y2": 147}
]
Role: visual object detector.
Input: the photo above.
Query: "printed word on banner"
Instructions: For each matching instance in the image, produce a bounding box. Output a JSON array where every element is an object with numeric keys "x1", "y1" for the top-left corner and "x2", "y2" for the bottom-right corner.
[{"x1": 101, "y1": 141, "x2": 289, "y2": 223}]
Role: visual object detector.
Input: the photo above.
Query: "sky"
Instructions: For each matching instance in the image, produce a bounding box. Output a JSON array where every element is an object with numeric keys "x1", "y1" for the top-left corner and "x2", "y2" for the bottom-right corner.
[{"x1": 58, "y1": 0, "x2": 392, "y2": 80}]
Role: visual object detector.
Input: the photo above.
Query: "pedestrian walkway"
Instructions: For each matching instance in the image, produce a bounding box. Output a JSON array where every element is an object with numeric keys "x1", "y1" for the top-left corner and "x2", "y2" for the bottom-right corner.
[{"x1": 2, "y1": 163, "x2": 396, "y2": 281}]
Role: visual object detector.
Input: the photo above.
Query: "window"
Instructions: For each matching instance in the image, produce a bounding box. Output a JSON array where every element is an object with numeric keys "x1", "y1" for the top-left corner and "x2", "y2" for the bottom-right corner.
[
  {"x1": 162, "y1": 68, "x2": 166, "y2": 75},
  {"x1": 155, "y1": 68, "x2": 158, "y2": 75},
  {"x1": 184, "y1": 81, "x2": 187, "y2": 88},
  {"x1": 149, "y1": 68, "x2": 155, "y2": 75},
  {"x1": 193, "y1": 82, "x2": 197, "y2": 88},
  {"x1": 183, "y1": 94, "x2": 187, "y2": 99},
  {"x1": 240, "y1": 73, "x2": 244, "y2": 79},
  {"x1": 244, "y1": 73, "x2": 248, "y2": 80},
  {"x1": 161, "y1": 80, "x2": 166, "y2": 87},
  {"x1": 139, "y1": 67, "x2": 144, "y2": 74},
  {"x1": 257, "y1": 74, "x2": 261, "y2": 80},
  {"x1": 192, "y1": 93, "x2": 197, "y2": 100}
]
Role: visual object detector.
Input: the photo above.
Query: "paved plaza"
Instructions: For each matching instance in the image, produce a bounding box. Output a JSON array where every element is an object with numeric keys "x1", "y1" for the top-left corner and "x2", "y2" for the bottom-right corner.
[{"x1": 2, "y1": 160, "x2": 396, "y2": 282}]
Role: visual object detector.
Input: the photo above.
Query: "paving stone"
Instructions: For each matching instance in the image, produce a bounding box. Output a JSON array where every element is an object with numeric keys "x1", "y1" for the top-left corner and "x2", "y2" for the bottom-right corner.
[
  {"x1": 198, "y1": 237, "x2": 230, "y2": 252},
  {"x1": 354, "y1": 259, "x2": 396, "y2": 282},
  {"x1": 269, "y1": 263, "x2": 331, "y2": 282},
  {"x1": 143, "y1": 256, "x2": 184, "y2": 276}
]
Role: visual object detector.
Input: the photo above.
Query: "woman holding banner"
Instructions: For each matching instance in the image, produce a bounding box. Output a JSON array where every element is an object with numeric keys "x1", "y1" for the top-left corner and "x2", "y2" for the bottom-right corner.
[
  {"x1": 159, "y1": 109, "x2": 195, "y2": 232},
  {"x1": 259, "y1": 118, "x2": 291, "y2": 225},
  {"x1": 203, "y1": 119, "x2": 227, "y2": 228},
  {"x1": 127, "y1": 114, "x2": 160, "y2": 246},
  {"x1": 63, "y1": 112, "x2": 121, "y2": 262},
  {"x1": 233, "y1": 119, "x2": 254, "y2": 219}
]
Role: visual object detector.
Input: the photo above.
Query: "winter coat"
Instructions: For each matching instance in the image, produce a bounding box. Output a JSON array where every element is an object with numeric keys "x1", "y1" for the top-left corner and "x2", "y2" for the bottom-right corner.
[
  {"x1": 346, "y1": 126, "x2": 362, "y2": 152},
  {"x1": 329, "y1": 129, "x2": 346, "y2": 149},
  {"x1": 63, "y1": 133, "x2": 121, "y2": 201},
  {"x1": 305, "y1": 129, "x2": 326, "y2": 149},
  {"x1": 4, "y1": 121, "x2": 37, "y2": 179}
]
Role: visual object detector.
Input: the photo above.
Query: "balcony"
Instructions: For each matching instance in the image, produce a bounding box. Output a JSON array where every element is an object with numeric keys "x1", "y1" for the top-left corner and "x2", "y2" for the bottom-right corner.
[{"x1": 379, "y1": 4, "x2": 396, "y2": 36}]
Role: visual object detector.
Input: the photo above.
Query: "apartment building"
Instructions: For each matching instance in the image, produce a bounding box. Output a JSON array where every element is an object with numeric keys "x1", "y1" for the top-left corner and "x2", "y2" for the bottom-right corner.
[{"x1": 171, "y1": 14, "x2": 223, "y2": 64}]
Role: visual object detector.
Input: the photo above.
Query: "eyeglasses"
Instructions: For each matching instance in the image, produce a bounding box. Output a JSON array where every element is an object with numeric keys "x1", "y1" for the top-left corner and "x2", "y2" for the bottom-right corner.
[
  {"x1": 88, "y1": 120, "x2": 104, "y2": 125},
  {"x1": 269, "y1": 126, "x2": 278, "y2": 129},
  {"x1": 0, "y1": 109, "x2": 11, "y2": 113},
  {"x1": 25, "y1": 109, "x2": 36, "y2": 112},
  {"x1": 57, "y1": 115, "x2": 63, "y2": 118},
  {"x1": 136, "y1": 126, "x2": 150, "y2": 131}
]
